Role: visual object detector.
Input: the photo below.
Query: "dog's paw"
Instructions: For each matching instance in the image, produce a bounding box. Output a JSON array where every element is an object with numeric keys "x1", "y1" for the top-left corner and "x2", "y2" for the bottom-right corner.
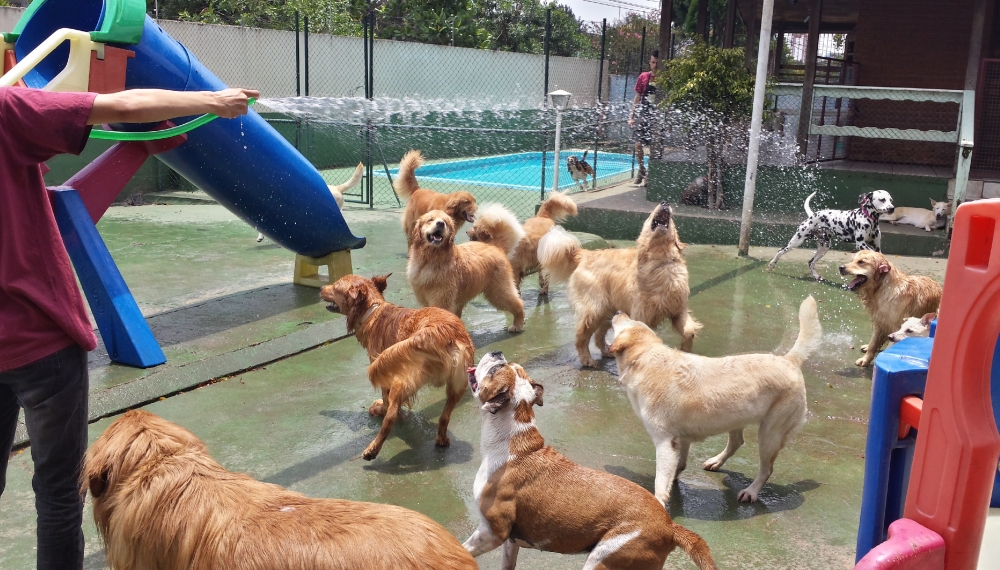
[
  {"x1": 435, "y1": 434, "x2": 451, "y2": 447},
  {"x1": 736, "y1": 488, "x2": 758, "y2": 503},
  {"x1": 812, "y1": 273, "x2": 824, "y2": 282},
  {"x1": 508, "y1": 324, "x2": 524, "y2": 333},
  {"x1": 860, "y1": 344, "x2": 869, "y2": 353},
  {"x1": 702, "y1": 457, "x2": 725, "y2": 471},
  {"x1": 766, "y1": 262, "x2": 776, "y2": 271},
  {"x1": 368, "y1": 399, "x2": 387, "y2": 417},
  {"x1": 855, "y1": 356, "x2": 872, "y2": 367},
  {"x1": 256, "y1": 236, "x2": 264, "y2": 243},
  {"x1": 580, "y1": 355, "x2": 600, "y2": 369},
  {"x1": 362, "y1": 446, "x2": 379, "y2": 461}
]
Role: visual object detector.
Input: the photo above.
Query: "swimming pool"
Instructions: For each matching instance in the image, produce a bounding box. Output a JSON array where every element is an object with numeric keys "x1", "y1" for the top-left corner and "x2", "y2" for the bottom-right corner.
[{"x1": 388, "y1": 151, "x2": 647, "y2": 192}]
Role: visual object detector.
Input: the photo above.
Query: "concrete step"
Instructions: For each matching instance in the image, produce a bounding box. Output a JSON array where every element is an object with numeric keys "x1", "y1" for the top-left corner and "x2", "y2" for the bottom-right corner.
[{"x1": 143, "y1": 191, "x2": 217, "y2": 205}]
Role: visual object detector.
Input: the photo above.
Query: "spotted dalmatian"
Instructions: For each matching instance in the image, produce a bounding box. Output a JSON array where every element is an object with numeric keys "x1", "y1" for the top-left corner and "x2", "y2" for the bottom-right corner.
[{"x1": 768, "y1": 190, "x2": 895, "y2": 281}]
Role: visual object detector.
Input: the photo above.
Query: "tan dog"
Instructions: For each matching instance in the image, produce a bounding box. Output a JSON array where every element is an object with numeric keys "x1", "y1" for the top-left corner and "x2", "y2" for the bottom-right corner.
[
  {"x1": 537, "y1": 201, "x2": 700, "y2": 367},
  {"x1": 256, "y1": 162, "x2": 362, "y2": 243},
  {"x1": 463, "y1": 352, "x2": 717, "y2": 570},
  {"x1": 888, "y1": 313, "x2": 937, "y2": 342},
  {"x1": 320, "y1": 274, "x2": 475, "y2": 460},
  {"x1": 395, "y1": 150, "x2": 477, "y2": 246},
  {"x1": 881, "y1": 199, "x2": 951, "y2": 232},
  {"x1": 83, "y1": 410, "x2": 477, "y2": 570},
  {"x1": 838, "y1": 250, "x2": 942, "y2": 366},
  {"x1": 608, "y1": 296, "x2": 821, "y2": 504},
  {"x1": 408, "y1": 210, "x2": 525, "y2": 332},
  {"x1": 466, "y1": 192, "x2": 578, "y2": 294}
]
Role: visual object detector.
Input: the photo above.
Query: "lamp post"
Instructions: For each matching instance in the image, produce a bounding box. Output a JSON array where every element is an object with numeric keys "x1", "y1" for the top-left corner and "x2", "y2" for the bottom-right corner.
[{"x1": 548, "y1": 89, "x2": 571, "y2": 193}]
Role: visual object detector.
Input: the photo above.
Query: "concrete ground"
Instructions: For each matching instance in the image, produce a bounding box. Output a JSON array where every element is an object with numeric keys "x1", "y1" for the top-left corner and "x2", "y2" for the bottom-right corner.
[{"x1": 0, "y1": 201, "x2": 948, "y2": 569}]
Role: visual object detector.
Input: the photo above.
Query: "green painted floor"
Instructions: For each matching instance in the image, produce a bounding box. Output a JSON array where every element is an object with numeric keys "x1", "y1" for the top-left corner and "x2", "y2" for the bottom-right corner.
[{"x1": 0, "y1": 203, "x2": 948, "y2": 569}]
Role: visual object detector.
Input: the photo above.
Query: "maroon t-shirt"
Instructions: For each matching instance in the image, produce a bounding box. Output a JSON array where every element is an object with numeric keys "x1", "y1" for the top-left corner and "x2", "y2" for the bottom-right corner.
[{"x1": 0, "y1": 87, "x2": 98, "y2": 372}]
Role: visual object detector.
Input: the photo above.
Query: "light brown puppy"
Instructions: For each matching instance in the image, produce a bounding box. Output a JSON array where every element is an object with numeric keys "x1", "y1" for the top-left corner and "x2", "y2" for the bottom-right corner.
[
  {"x1": 408, "y1": 210, "x2": 525, "y2": 332},
  {"x1": 83, "y1": 410, "x2": 477, "y2": 570},
  {"x1": 395, "y1": 149, "x2": 477, "y2": 246},
  {"x1": 463, "y1": 352, "x2": 717, "y2": 570},
  {"x1": 537, "y1": 201, "x2": 700, "y2": 367},
  {"x1": 467, "y1": 192, "x2": 578, "y2": 295},
  {"x1": 320, "y1": 274, "x2": 475, "y2": 460},
  {"x1": 839, "y1": 250, "x2": 942, "y2": 366},
  {"x1": 608, "y1": 297, "x2": 821, "y2": 505}
]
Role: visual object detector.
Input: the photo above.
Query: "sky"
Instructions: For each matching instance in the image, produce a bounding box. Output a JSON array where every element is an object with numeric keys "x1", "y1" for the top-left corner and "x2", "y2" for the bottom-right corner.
[{"x1": 560, "y1": 0, "x2": 662, "y2": 26}]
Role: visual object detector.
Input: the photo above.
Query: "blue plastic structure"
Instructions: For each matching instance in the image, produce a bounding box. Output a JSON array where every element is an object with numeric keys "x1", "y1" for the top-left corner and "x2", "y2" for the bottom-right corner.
[
  {"x1": 15, "y1": 0, "x2": 365, "y2": 257},
  {"x1": 52, "y1": 189, "x2": 166, "y2": 368}
]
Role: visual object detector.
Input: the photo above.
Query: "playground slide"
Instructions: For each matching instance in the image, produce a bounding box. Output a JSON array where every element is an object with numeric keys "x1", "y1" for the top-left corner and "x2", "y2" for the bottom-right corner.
[{"x1": 12, "y1": 0, "x2": 365, "y2": 258}]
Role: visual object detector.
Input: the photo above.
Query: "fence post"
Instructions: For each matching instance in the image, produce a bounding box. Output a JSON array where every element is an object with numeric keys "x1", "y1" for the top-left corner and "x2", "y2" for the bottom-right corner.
[
  {"x1": 304, "y1": 16, "x2": 310, "y2": 96},
  {"x1": 295, "y1": 12, "x2": 300, "y2": 97},
  {"x1": 540, "y1": 8, "x2": 551, "y2": 202},
  {"x1": 631, "y1": 27, "x2": 646, "y2": 179},
  {"x1": 366, "y1": 12, "x2": 375, "y2": 209},
  {"x1": 594, "y1": 18, "x2": 606, "y2": 184}
]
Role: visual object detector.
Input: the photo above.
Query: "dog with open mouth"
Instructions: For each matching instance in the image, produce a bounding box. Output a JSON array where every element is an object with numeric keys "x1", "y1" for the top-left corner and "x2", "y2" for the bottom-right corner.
[
  {"x1": 408, "y1": 210, "x2": 525, "y2": 332},
  {"x1": 320, "y1": 274, "x2": 475, "y2": 460},
  {"x1": 395, "y1": 149, "x2": 478, "y2": 247},
  {"x1": 536, "y1": 201, "x2": 701, "y2": 367},
  {"x1": 839, "y1": 250, "x2": 942, "y2": 366},
  {"x1": 462, "y1": 352, "x2": 717, "y2": 570}
]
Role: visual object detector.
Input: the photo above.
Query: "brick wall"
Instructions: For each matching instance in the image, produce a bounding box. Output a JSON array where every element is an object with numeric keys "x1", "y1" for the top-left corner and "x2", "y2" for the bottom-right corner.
[{"x1": 847, "y1": 0, "x2": 977, "y2": 166}]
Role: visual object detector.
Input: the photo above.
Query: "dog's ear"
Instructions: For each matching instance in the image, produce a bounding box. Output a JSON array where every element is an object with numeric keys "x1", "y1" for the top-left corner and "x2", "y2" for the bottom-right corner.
[
  {"x1": 371, "y1": 274, "x2": 391, "y2": 293},
  {"x1": 608, "y1": 333, "x2": 630, "y2": 355},
  {"x1": 920, "y1": 312, "x2": 937, "y2": 326},
  {"x1": 874, "y1": 263, "x2": 891, "y2": 281},
  {"x1": 930, "y1": 198, "x2": 937, "y2": 207},
  {"x1": 859, "y1": 192, "x2": 872, "y2": 205},
  {"x1": 530, "y1": 381, "x2": 544, "y2": 407},
  {"x1": 88, "y1": 468, "x2": 110, "y2": 499},
  {"x1": 481, "y1": 389, "x2": 510, "y2": 414}
]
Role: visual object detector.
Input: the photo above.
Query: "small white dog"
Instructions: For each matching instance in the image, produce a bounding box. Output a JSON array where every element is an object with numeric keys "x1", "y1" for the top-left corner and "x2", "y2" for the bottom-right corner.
[
  {"x1": 887, "y1": 313, "x2": 937, "y2": 342},
  {"x1": 256, "y1": 162, "x2": 362, "y2": 242},
  {"x1": 880, "y1": 199, "x2": 951, "y2": 232}
]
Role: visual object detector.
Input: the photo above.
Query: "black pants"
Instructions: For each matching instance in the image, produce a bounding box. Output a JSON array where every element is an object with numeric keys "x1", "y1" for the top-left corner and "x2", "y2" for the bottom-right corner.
[{"x1": 0, "y1": 344, "x2": 88, "y2": 570}]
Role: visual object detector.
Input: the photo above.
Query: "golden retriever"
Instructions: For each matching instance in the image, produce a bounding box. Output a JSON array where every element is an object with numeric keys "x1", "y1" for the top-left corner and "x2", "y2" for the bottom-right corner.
[
  {"x1": 408, "y1": 210, "x2": 525, "y2": 332},
  {"x1": 537, "y1": 201, "x2": 700, "y2": 367},
  {"x1": 838, "y1": 250, "x2": 942, "y2": 366},
  {"x1": 395, "y1": 150, "x2": 477, "y2": 247},
  {"x1": 467, "y1": 192, "x2": 578, "y2": 295},
  {"x1": 83, "y1": 410, "x2": 477, "y2": 570},
  {"x1": 320, "y1": 274, "x2": 475, "y2": 460},
  {"x1": 608, "y1": 296, "x2": 821, "y2": 504}
]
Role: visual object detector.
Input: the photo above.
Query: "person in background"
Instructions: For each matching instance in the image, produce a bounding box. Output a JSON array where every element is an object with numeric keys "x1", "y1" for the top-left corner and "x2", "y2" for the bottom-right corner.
[
  {"x1": 0, "y1": 86, "x2": 258, "y2": 570},
  {"x1": 628, "y1": 50, "x2": 662, "y2": 186}
]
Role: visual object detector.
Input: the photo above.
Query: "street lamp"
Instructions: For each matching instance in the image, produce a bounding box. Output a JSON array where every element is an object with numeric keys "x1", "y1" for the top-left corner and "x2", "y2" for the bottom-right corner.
[{"x1": 548, "y1": 89, "x2": 571, "y2": 193}]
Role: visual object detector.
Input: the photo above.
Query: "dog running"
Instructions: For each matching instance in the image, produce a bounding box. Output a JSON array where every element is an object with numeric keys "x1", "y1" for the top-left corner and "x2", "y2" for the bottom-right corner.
[{"x1": 567, "y1": 150, "x2": 596, "y2": 190}]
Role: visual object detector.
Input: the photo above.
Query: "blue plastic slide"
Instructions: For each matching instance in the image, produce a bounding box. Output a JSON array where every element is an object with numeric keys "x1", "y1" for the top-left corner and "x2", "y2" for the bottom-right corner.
[{"x1": 13, "y1": 0, "x2": 365, "y2": 257}]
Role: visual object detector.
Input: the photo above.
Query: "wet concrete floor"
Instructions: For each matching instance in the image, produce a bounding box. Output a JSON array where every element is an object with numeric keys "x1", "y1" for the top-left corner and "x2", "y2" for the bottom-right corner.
[{"x1": 0, "y1": 203, "x2": 948, "y2": 569}]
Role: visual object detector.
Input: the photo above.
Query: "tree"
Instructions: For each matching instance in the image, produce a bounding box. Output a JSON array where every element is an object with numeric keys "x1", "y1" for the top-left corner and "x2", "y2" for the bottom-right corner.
[
  {"x1": 474, "y1": 0, "x2": 595, "y2": 57},
  {"x1": 158, "y1": 0, "x2": 361, "y2": 35},
  {"x1": 655, "y1": 41, "x2": 761, "y2": 209}
]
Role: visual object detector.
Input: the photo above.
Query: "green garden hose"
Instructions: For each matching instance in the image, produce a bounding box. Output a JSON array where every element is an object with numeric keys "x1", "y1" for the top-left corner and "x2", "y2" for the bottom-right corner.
[{"x1": 89, "y1": 97, "x2": 257, "y2": 141}]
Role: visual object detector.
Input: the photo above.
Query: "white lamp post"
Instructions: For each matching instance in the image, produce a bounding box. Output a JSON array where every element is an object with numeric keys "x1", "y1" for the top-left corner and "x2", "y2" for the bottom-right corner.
[{"x1": 548, "y1": 89, "x2": 571, "y2": 193}]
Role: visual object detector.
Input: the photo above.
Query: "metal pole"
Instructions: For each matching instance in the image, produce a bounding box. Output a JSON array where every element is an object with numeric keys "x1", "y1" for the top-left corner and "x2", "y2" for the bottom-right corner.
[
  {"x1": 295, "y1": 12, "x2": 301, "y2": 97},
  {"x1": 630, "y1": 28, "x2": 646, "y2": 178},
  {"x1": 737, "y1": 0, "x2": 775, "y2": 256},
  {"x1": 540, "y1": 8, "x2": 551, "y2": 201},
  {"x1": 304, "y1": 16, "x2": 310, "y2": 96},
  {"x1": 553, "y1": 109, "x2": 563, "y2": 192},
  {"x1": 367, "y1": 12, "x2": 375, "y2": 209},
  {"x1": 594, "y1": 18, "x2": 606, "y2": 183},
  {"x1": 368, "y1": 12, "x2": 375, "y2": 98}
]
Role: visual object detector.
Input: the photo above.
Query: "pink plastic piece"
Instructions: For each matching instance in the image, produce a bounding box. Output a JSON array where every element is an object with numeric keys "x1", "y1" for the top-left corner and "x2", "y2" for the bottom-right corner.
[{"x1": 854, "y1": 519, "x2": 945, "y2": 570}]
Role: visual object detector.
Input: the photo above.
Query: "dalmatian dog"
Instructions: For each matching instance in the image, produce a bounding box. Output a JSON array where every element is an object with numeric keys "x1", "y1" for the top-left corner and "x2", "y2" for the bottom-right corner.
[
  {"x1": 567, "y1": 150, "x2": 596, "y2": 190},
  {"x1": 768, "y1": 190, "x2": 895, "y2": 281}
]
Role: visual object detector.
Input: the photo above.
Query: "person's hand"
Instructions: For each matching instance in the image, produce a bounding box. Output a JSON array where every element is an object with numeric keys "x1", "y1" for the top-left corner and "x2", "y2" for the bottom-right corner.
[
  {"x1": 628, "y1": 117, "x2": 635, "y2": 128},
  {"x1": 212, "y1": 88, "x2": 260, "y2": 118}
]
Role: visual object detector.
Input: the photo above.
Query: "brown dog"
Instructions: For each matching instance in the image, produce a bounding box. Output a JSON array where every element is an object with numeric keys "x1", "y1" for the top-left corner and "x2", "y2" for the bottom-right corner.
[
  {"x1": 408, "y1": 210, "x2": 525, "y2": 332},
  {"x1": 466, "y1": 192, "x2": 577, "y2": 295},
  {"x1": 320, "y1": 274, "x2": 475, "y2": 460},
  {"x1": 567, "y1": 150, "x2": 596, "y2": 190},
  {"x1": 463, "y1": 352, "x2": 717, "y2": 570},
  {"x1": 395, "y1": 150, "x2": 477, "y2": 246},
  {"x1": 83, "y1": 410, "x2": 477, "y2": 570},
  {"x1": 537, "y1": 201, "x2": 700, "y2": 367},
  {"x1": 839, "y1": 250, "x2": 942, "y2": 366}
]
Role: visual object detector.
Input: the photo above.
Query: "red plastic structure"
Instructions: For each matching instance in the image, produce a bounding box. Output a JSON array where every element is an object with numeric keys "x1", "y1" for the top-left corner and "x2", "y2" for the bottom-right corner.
[{"x1": 854, "y1": 519, "x2": 945, "y2": 570}]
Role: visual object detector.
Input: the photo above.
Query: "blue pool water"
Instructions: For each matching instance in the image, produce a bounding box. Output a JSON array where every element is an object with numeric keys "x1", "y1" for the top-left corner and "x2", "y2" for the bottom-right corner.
[{"x1": 388, "y1": 151, "x2": 647, "y2": 192}]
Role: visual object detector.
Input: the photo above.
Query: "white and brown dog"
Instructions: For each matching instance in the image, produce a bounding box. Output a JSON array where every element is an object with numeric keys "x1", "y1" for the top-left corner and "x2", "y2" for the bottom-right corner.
[
  {"x1": 256, "y1": 162, "x2": 362, "y2": 243},
  {"x1": 463, "y1": 351, "x2": 717, "y2": 570},
  {"x1": 567, "y1": 150, "x2": 596, "y2": 191}
]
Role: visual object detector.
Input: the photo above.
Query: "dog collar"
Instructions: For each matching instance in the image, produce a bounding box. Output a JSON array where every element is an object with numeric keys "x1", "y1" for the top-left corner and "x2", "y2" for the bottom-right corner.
[
  {"x1": 359, "y1": 304, "x2": 380, "y2": 325},
  {"x1": 859, "y1": 199, "x2": 877, "y2": 223}
]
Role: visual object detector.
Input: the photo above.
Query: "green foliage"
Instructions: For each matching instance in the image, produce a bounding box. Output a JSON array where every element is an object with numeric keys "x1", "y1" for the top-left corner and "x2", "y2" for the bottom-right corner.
[
  {"x1": 604, "y1": 13, "x2": 658, "y2": 76},
  {"x1": 655, "y1": 41, "x2": 759, "y2": 120},
  {"x1": 159, "y1": 0, "x2": 361, "y2": 36}
]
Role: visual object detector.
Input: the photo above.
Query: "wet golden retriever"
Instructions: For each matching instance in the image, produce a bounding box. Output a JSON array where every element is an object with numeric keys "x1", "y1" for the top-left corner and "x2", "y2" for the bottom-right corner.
[
  {"x1": 83, "y1": 410, "x2": 477, "y2": 570},
  {"x1": 608, "y1": 296, "x2": 821, "y2": 504},
  {"x1": 408, "y1": 210, "x2": 525, "y2": 332},
  {"x1": 320, "y1": 274, "x2": 475, "y2": 460},
  {"x1": 537, "y1": 201, "x2": 700, "y2": 367},
  {"x1": 839, "y1": 250, "x2": 942, "y2": 366},
  {"x1": 395, "y1": 150, "x2": 477, "y2": 247},
  {"x1": 467, "y1": 192, "x2": 578, "y2": 295}
]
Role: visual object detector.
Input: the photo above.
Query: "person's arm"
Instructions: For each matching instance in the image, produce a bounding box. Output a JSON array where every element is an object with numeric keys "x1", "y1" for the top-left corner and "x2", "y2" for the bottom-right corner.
[
  {"x1": 628, "y1": 91, "x2": 642, "y2": 128},
  {"x1": 88, "y1": 88, "x2": 259, "y2": 125}
]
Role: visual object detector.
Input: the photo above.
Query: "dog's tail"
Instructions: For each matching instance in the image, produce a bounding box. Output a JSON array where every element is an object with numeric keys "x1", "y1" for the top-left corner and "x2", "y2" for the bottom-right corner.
[
  {"x1": 327, "y1": 162, "x2": 364, "y2": 209},
  {"x1": 784, "y1": 295, "x2": 823, "y2": 367},
  {"x1": 393, "y1": 150, "x2": 424, "y2": 201},
  {"x1": 536, "y1": 191, "x2": 578, "y2": 223},
  {"x1": 581, "y1": 150, "x2": 589, "y2": 161},
  {"x1": 536, "y1": 226, "x2": 582, "y2": 283},
  {"x1": 804, "y1": 191, "x2": 817, "y2": 218},
  {"x1": 671, "y1": 523, "x2": 718, "y2": 570},
  {"x1": 473, "y1": 203, "x2": 526, "y2": 256}
]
